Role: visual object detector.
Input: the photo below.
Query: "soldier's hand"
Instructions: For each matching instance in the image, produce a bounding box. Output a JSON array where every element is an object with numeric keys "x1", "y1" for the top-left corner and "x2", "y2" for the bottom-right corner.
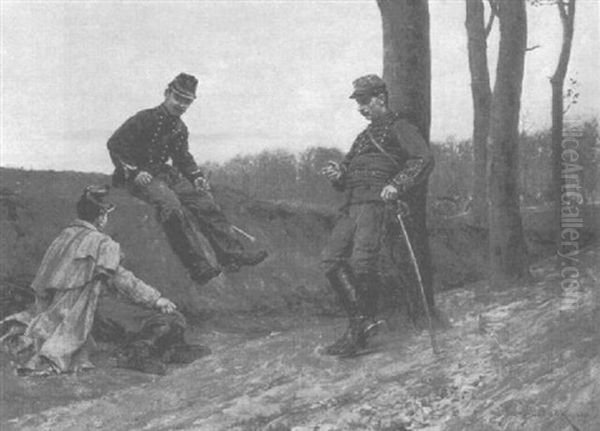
[
  {"x1": 193, "y1": 176, "x2": 211, "y2": 193},
  {"x1": 396, "y1": 200, "x2": 410, "y2": 218},
  {"x1": 380, "y1": 184, "x2": 399, "y2": 202},
  {"x1": 134, "y1": 171, "x2": 153, "y2": 187},
  {"x1": 321, "y1": 161, "x2": 342, "y2": 181},
  {"x1": 156, "y1": 297, "x2": 177, "y2": 314}
]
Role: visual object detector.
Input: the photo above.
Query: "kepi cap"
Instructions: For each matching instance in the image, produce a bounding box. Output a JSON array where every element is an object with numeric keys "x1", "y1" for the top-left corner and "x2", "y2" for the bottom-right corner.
[
  {"x1": 349, "y1": 74, "x2": 387, "y2": 99},
  {"x1": 168, "y1": 73, "x2": 198, "y2": 100},
  {"x1": 80, "y1": 185, "x2": 115, "y2": 214}
]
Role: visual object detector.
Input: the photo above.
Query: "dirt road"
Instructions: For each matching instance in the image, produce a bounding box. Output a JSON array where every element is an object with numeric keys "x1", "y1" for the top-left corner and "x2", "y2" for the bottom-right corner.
[{"x1": 2, "y1": 248, "x2": 599, "y2": 431}]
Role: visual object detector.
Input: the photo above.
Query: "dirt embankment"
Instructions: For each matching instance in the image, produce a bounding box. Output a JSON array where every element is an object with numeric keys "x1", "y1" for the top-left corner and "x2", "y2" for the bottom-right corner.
[
  {"x1": 0, "y1": 168, "x2": 336, "y2": 317},
  {"x1": 2, "y1": 167, "x2": 597, "y2": 318}
]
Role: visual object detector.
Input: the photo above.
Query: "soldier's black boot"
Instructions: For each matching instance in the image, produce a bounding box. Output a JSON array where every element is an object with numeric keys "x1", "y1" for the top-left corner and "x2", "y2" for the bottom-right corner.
[
  {"x1": 118, "y1": 320, "x2": 179, "y2": 375},
  {"x1": 355, "y1": 272, "x2": 384, "y2": 339},
  {"x1": 162, "y1": 212, "x2": 221, "y2": 285},
  {"x1": 324, "y1": 267, "x2": 368, "y2": 357},
  {"x1": 222, "y1": 250, "x2": 268, "y2": 272},
  {"x1": 117, "y1": 341, "x2": 167, "y2": 375},
  {"x1": 324, "y1": 268, "x2": 353, "y2": 354},
  {"x1": 159, "y1": 324, "x2": 212, "y2": 365}
]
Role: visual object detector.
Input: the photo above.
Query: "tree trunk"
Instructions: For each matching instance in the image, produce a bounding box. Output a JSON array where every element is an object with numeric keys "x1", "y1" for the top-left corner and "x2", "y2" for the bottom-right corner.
[
  {"x1": 465, "y1": 0, "x2": 492, "y2": 226},
  {"x1": 378, "y1": 0, "x2": 431, "y2": 140},
  {"x1": 377, "y1": 0, "x2": 435, "y2": 315},
  {"x1": 551, "y1": 0, "x2": 576, "y2": 263},
  {"x1": 487, "y1": 0, "x2": 529, "y2": 288}
]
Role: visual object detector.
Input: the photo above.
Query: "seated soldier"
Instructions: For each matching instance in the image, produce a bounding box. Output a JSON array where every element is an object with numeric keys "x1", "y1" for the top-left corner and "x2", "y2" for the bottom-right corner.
[{"x1": 0, "y1": 185, "x2": 210, "y2": 376}]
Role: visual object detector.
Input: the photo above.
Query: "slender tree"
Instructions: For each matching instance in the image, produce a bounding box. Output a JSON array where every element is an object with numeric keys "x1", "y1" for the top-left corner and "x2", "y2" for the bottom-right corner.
[
  {"x1": 465, "y1": 0, "x2": 496, "y2": 225},
  {"x1": 550, "y1": 0, "x2": 576, "y2": 259},
  {"x1": 377, "y1": 0, "x2": 435, "y2": 314},
  {"x1": 487, "y1": 0, "x2": 530, "y2": 287}
]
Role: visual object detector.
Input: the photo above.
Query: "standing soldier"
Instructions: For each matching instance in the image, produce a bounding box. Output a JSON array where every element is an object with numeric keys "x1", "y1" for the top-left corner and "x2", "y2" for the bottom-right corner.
[
  {"x1": 321, "y1": 74, "x2": 434, "y2": 357},
  {"x1": 107, "y1": 73, "x2": 267, "y2": 285}
]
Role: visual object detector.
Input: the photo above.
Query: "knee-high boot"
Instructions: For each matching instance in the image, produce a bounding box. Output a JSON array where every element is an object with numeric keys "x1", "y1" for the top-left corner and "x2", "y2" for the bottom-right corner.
[
  {"x1": 355, "y1": 272, "x2": 384, "y2": 340},
  {"x1": 160, "y1": 323, "x2": 212, "y2": 364},
  {"x1": 162, "y1": 211, "x2": 221, "y2": 285},
  {"x1": 324, "y1": 266, "x2": 370, "y2": 357},
  {"x1": 355, "y1": 272, "x2": 381, "y2": 325},
  {"x1": 117, "y1": 321, "x2": 172, "y2": 375}
]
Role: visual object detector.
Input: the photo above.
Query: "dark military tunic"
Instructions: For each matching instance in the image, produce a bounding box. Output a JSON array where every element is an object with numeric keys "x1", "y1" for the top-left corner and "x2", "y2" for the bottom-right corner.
[
  {"x1": 333, "y1": 111, "x2": 433, "y2": 203},
  {"x1": 322, "y1": 111, "x2": 433, "y2": 278},
  {"x1": 107, "y1": 104, "x2": 203, "y2": 185}
]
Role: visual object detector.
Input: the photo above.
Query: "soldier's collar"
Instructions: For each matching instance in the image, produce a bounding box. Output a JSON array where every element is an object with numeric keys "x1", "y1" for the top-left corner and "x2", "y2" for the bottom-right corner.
[
  {"x1": 71, "y1": 219, "x2": 99, "y2": 231},
  {"x1": 157, "y1": 104, "x2": 179, "y2": 119},
  {"x1": 370, "y1": 111, "x2": 398, "y2": 126}
]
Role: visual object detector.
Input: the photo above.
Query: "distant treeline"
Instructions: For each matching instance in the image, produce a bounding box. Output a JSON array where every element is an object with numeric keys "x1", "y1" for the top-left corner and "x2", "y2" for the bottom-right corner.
[{"x1": 203, "y1": 120, "x2": 599, "y2": 211}]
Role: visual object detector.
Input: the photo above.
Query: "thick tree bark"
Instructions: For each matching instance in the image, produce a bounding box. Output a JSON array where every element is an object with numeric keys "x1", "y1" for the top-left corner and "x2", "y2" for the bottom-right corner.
[
  {"x1": 465, "y1": 0, "x2": 493, "y2": 226},
  {"x1": 487, "y1": 0, "x2": 529, "y2": 287},
  {"x1": 551, "y1": 0, "x2": 576, "y2": 261},
  {"x1": 377, "y1": 0, "x2": 435, "y2": 315}
]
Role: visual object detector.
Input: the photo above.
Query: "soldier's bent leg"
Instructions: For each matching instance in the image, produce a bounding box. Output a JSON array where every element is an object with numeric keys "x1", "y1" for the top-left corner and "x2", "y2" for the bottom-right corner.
[
  {"x1": 95, "y1": 297, "x2": 177, "y2": 375},
  {"x1": 128, "y1": 178, "x2": 220, "y2": 285},
  {"x1": 159, "y1": 322, "x2": 211, "y2": 365},
  {"x1": 162, "y1": 212, "x2": 221, "y2": 284},
  {"x1": 174, "y1": 182, "x2": 267, "y2": 270}
]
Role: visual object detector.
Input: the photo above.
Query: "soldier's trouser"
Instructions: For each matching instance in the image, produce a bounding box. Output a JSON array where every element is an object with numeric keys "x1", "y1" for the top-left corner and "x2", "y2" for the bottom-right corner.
[
  {"x1": 321, "y1": 202, "x2": 385, "y2": 321},
  {"x1": 321, "y1": 202, "x2": 385, "y2": 277},
  {"x1": 95, "y1": 294, "x2": 187, "y2": 354},
  {"x1": 127, "y1": 171, "x2": 244, "y2": 267}
]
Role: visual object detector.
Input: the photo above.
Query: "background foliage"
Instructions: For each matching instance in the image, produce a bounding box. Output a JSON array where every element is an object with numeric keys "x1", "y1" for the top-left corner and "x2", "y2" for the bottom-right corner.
[{"x1": 207, "y1": 120, "x2": 599, "y2": 212}]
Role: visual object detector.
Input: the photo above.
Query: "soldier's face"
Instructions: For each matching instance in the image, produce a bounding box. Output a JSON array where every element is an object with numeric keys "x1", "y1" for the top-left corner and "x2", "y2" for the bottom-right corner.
[
  {"x1": 163, "y1": 90, "x2": 194, "y2": 117},
  {"x1": 356, "y1": 94, "x2": 386, "y2": 121},
  {"x1": 96, "y1": 212, "x2": 109, "y2": 232}
]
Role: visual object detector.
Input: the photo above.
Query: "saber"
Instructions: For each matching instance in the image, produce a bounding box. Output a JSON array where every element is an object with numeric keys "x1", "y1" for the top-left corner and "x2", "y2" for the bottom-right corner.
[
  {"x1": 396, "y1": 212, "x2": 439, "y2": 354},
  {"x1": 231, "y1": 225, "x2": 256, "y2": 243},
  {"x1": 198, "y1": 180, "x2": 257, "y2": 243}
]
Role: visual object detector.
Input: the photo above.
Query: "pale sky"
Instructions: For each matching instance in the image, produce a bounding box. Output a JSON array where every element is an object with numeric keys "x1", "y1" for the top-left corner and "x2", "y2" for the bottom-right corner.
[{"x1": 1, "y1": 0, "x2": 598, "y2": 173}]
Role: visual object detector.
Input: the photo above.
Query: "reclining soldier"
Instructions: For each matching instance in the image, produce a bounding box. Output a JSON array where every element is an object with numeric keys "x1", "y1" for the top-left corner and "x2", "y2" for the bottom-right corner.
[{"x1": 0, "y1": 186, "x2": 210, "y2": 375}]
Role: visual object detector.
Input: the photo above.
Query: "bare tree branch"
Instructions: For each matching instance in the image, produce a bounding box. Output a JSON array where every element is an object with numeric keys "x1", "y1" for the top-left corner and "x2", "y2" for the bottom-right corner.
[
  {"x1": 488, "y1": 0, "x2": 499, "y2": 16},
  {"x1": 557, "y1": 0, "x2": 567, "y2": 21},
  {"x1": 526, "y1": 44, "x2": 542, "y2": 51},
  {"x1": 485, "y1": 0, "x2": 496, "y2": 37}
]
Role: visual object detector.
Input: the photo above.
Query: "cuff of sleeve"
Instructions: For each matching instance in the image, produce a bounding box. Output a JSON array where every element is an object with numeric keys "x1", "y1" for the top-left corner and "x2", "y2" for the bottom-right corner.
[
  {"x1": 121, "y1": 162, "x2": 139, "y2": 180},
  {"x1": 391, "y1": 175, "x2": 410, "y2": 193}
]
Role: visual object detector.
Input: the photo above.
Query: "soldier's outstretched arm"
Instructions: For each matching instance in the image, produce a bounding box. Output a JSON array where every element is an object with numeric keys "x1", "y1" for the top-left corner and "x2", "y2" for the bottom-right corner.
[{"x1": 111, "y1": 266, "x2": 172, "y2": 311}]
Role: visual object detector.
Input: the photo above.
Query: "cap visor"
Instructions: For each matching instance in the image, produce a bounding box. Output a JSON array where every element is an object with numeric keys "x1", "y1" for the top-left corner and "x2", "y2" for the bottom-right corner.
[{"x1": 170, "y1": 86, "x2": 196, "y2": 100}]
